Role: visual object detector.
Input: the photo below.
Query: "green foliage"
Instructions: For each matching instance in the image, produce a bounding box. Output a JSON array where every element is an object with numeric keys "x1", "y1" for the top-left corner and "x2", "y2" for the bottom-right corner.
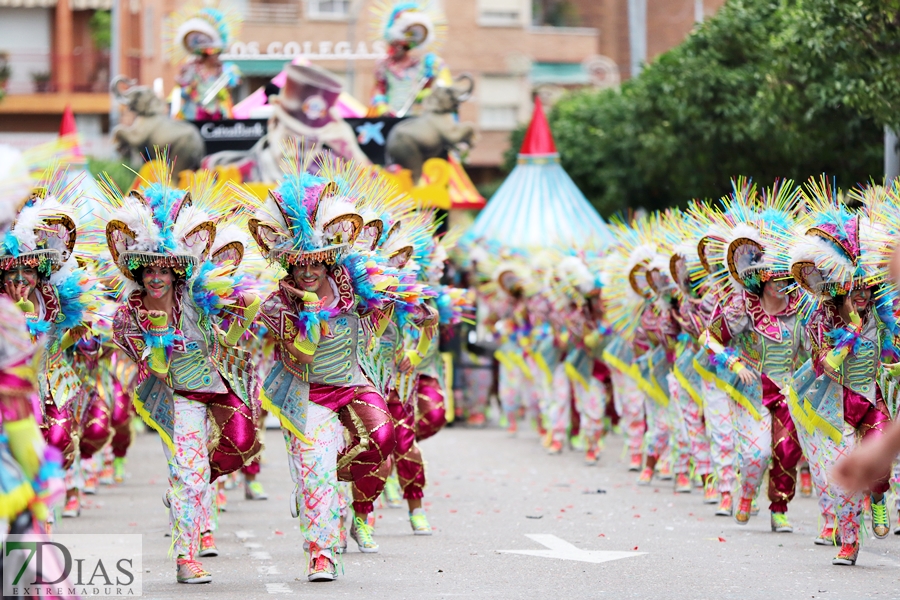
[
  {"x1": 475, "y1": 178, "x2": 505, "y2": 201},
  {"x1": 87, "y1": 157, "x2": 137, "y2": 193},
  {"x1": 89, "y1": 10, "x2": 112, "y2": 51},
  {"x1": 532, "y1": 0, "x2": 888, "y2": 216}
]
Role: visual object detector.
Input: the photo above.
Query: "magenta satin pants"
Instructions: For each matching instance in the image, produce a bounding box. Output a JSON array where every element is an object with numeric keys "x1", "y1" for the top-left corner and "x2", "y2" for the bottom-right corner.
[
  {"x1": 415, "y1": 375, "x2": 446, "y2": 442},
  {"x1": 79, "y1": 393, "x2": 112, "y2": 459},
  {"x1": 181, "y1": 388, "x2": 261, "y2": 482},
  {"x1": 324, "y1": 385, "x2": 395, "y2": 514},
  {"x1": 109, "y1": 379, "x2": 133, "y2": 458},
  {"x1": 42, "y1": 400, "x2": 75, "y2": 470}
]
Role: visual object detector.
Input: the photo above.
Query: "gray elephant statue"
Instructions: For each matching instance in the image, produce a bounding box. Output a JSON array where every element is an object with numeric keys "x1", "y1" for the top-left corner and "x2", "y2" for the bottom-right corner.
[
  {"x1": 386, "y1": 74, "x2": 475, "y2": 182},
  {"x1": 110, "y1": 76, "x2": 205, "y2": 175}
]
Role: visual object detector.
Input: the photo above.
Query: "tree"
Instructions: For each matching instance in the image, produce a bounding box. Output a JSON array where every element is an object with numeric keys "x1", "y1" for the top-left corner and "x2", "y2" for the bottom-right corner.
[{"x1": 531, "y1": 0, "x2": 885, "y2": 216}]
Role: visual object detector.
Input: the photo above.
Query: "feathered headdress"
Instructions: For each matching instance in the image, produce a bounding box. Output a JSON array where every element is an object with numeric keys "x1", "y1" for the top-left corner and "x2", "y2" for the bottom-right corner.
[
  {"x1": 1, "y1": 165, "x2": 83, "y2": 277},
  {"x1": 705, "y1": 178, "x2": 799, "y2": 297},
  {"x1": 99, "y1": 162, "x2": 240, "y2": 283},
  {"x1": 601, "y1": 215, "x2": 657, "y2": 339},
  {"x1": 237, "y1": 143, "x2": 364, "y2": 268},
  {"x1": 787, "y1": 177, "x2": 872, "y2": 299},
  {"x1": 370, "y1": 0, "x2": 447, "y2": 51},
  {"x1": 165, "y1": 0, "x2": 242, "y2": 61}
]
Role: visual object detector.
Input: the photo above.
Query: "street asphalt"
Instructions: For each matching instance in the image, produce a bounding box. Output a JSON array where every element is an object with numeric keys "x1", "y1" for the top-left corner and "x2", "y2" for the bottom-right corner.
[{"x1": 58, "y1": 421, "x2": 900, "y2": 600}]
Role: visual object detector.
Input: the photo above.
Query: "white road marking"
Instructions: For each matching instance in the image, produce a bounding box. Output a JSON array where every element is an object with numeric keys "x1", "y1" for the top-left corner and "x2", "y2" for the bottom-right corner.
[
  {"x1": 251, "y1": 551, "x2": 273, "y2": 560},
  {"x1": 265, "y1": 583, "x2": 292, "y2": 594},
  {"x1": 258, "y1": 565, "x2": 282, "y2": 575},
  {"x1": 235, "y1": 530, "x2": 255, "y2": 540},
  {"x1": 499, "y1": 534, "x2": 647, "y2": 564}
]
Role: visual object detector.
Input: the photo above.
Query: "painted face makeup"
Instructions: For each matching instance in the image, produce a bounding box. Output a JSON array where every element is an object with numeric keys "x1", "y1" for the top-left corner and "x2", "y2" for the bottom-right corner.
[
  {"x1": 849, "y1": 288, "x2": 872, "y2": 311},
  {"x1": 2, "y1": 266, "x2": 39, "y2": 298},
  {"x1": 143, "y1": 267, "x2": 174, "y2": 300},
  {"x1": 292, "y1": 262, "x2": 328, "y2": 294},
  {"x1": 764, "y1": 279, "x2": 789, "y2": 300}
]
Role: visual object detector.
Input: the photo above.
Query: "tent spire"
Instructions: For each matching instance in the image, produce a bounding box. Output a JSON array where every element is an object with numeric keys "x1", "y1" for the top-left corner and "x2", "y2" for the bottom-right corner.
[{"x1": 519, "y1": 96, "x2": 557, "y2": 156}]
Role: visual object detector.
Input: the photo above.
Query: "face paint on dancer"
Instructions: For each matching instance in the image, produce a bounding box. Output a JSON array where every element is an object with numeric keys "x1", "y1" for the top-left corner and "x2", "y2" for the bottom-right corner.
[
  {"x1": 848, "y1": 287, "x2": 872, "y2": 312},
  {"x1": 292, "y1": 261, "x2": 328, "y2": 295},
  {"x1": 2, "y1": 266, "x2": 39, "y2": 302},
  {"x1": 762, "y1": 278, "x2": 789, "y2": 301},
  {"x1": 142, "y1": 266, "x2": 174, "y2": 300}
]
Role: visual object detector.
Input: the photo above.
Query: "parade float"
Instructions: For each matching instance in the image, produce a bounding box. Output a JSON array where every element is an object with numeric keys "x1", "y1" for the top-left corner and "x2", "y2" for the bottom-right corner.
[{"x1": 108, "y1": 0, "x2": 485, "y2": 219}]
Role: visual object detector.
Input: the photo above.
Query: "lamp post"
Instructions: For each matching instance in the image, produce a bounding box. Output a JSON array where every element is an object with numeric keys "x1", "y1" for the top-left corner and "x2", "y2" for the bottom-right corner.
[
  {"x1": 886, "y1": 126, "x2": 900, "y2": 184},
  {"x1": 627, "y1": 0, "x2": 646, "y2": 77}
]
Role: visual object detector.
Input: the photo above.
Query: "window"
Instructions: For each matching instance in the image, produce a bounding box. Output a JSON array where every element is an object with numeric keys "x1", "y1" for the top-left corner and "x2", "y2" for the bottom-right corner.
[
  {"x1": 478, "y1": 75, "x2": 525, "y2": 131},
  {"x1": 307, "y1": 0, "x2": 350, "y2": 19},
  {"x1": 479, "y1": 106, "x2": 519, "y2": 131},
  {"x1": 478, "y1": 0, "x2": 524, "y2": 26}
]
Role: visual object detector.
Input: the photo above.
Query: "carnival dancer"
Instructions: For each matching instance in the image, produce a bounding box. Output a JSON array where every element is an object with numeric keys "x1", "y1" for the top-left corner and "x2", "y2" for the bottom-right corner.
[
  {"x1": 102, "y1": 166, "x2": 262, "y2": 584},
  {"x1": 69, "y1": 330, "x2": 113, "y2": 504},
  {"x1": 379, "y1": 221, "x2": 468, "y2": 534},
  {"x1": 104, "y1": 349, "x2": 138, "y2": 485},
  {"x1": 660, "y1": 209, "x2": 716, "y2": 500},
  {"x1": 239, "y1": 148, "x2": 411, "y2": 580},
  {"x1": 633, "y1": 244, "x2": 685, "y2": 487},
  {"x1": 0, "y1": 147, "x2": 72, "y2": 597},
  {"x1": 783, "y1": 180, "x2": 899, "y2": 564},
  {"x1": 701, "y1": 181, "x2": 806, "y2": 532},
  {"x1": 490, "y1": 256, "x2": 537, "y2": 436},
  {"x1": 369, "y1": 0, "x2": 453, "y2": 117},
  {"x1": 558, "y1": 252, "x2": 611, "y2": 465},
  {"x1": 0, "y1": 167, "x2": 98, "y2": 523},
  {"x1": 166, "y1": 1, "x2": 242, "y2": 120},
  {"x1": 685, "y1": 201, "x2": 740, "y2": 516},
  {"x1": 601, "y1": 220, "x2": 656, "y2": 476}
]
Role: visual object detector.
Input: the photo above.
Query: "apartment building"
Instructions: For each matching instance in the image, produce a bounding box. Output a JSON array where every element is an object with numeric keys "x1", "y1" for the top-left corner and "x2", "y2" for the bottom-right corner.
[{"x1": 0, "y1": 0, "x2": 723, "y2": 170}]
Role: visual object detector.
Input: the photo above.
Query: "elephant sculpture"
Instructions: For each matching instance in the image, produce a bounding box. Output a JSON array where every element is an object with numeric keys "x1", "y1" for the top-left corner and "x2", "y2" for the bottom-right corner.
[
  {"x1": 386, "y1": 74, "x2": 475, "y2": 183},
  {"x1": 110, "y1": 76, "x2": 206, "y2": 175}
]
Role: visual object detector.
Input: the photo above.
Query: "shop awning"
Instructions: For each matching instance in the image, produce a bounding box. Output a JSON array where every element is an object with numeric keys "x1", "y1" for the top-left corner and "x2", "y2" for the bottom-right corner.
[
  {"x1": 227, "y1": 58, "x2": 292, "y2": 77},
  {"x1": 531, "y1": 62, "x2": 591, "y2": 86}
]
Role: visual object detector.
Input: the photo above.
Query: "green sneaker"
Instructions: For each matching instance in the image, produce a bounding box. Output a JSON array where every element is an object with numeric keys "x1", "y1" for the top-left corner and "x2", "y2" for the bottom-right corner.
[
  {"x1": 351, "y1": 516, "x2": 379, "y2": 553},
  {"x1": 245, "y1": 481, "x2": 268, "y2": 500},
  {"x1": 770, "y1": 512, "x2": 793, "y2": 533},
  {"x1": 409, "y1": 508, "x2": 433, "y2": 536},
  {"x1": 383, "y1": 474, "x2": 403, "y2": 509},
  {"x1": 113, "y1": 457, "x2": 126, "y2": 483},
  {"x1": 871, "y1": 495, "x2": 890, "y2": 539}
]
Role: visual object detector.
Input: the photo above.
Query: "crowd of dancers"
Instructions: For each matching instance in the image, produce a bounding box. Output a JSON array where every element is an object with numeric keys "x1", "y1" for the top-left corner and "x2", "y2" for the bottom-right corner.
[
  {"x1": 470, "y1": 177, "x2": 900, "y2": 568},
  {"x1": 0, "y1": 142, "x2": 470, "y2": 585},
  {"x1": 3, "y1": 137, "x2": 900, "y2": 592}
]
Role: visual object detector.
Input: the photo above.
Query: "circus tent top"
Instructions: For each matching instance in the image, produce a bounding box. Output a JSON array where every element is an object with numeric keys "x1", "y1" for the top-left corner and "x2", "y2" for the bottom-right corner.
[{"x1": 462, "y1": 97, "x2": 613, "y2": 249}]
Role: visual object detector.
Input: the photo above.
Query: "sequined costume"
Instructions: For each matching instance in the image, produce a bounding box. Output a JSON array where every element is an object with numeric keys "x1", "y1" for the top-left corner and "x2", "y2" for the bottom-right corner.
[
  {"x1": 0, "y1": 147, "x2": 66, "y2": 546},
  {"x1": 701, "y1": 182, "x2": 806, "y2": 524},
  {"x1": 237, "y1": 148, "x2": 434, "y2": 576},
  {"x1": 100, "y1": 168, "x2": 261, "y2": 582},
  {"x1": 783, "y1": 185, "x2": 900, "y2": 562},
  {"x1": 0, "y1": 170, "x2": 98, "y2": 474}
]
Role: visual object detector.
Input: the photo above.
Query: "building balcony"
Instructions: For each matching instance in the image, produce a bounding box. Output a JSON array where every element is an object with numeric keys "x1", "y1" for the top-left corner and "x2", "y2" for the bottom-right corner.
[
  {"x1": 0, "y1": 48, "x2": 110, "y2": 114},
  {"x1": 0, "y1": 48, "x2": 110, "y2": 95}
]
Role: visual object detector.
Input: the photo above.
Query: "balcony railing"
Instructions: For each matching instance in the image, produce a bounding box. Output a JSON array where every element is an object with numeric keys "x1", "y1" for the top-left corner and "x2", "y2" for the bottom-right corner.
[
  {"x1": 245, "y1": 2, "x2": 300, "y2": 22},
  {"x1": 0, "y1": 48, "x2": 111, "y2": 95}
]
